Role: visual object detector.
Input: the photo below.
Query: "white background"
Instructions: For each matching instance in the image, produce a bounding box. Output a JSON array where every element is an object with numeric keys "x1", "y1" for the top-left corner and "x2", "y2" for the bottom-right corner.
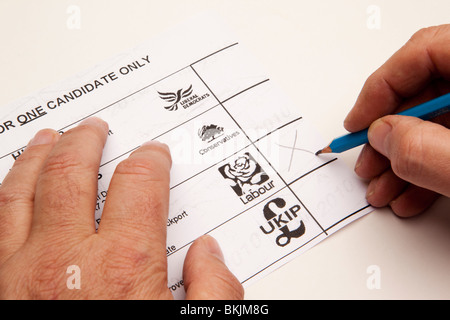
[{"x1": 0, "y1": 0, "x2": 449, "y2": 299}]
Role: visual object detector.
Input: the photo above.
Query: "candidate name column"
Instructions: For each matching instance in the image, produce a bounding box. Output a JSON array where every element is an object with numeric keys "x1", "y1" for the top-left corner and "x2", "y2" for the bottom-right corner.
[{"x1": 187, "y1": 43, "x2": 329, "y2": 284}]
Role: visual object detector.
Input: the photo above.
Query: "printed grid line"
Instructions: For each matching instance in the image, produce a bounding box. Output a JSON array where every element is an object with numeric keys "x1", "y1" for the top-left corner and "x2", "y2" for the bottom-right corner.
[
  {"x1": 169, "y1": 114, "x2": 304, "y2": 190},
  {"x1": 97, "y1": 78, "x2": 273, "y2": 171},
  {"x1": 0, "y1": 43, "x2": 239, "y2": 161},
  {"x1": 166, "y1": 157, "x2": 339, "y2": 258},
  {"x1": 189, "y1": 64, "x2": 328, "y2": 235},
  {"x1": 185, "y1": 59, "x2": 372, "y2": 284},
  {"x1": 240, "y1": 206, "x2": 371, "y2": 285},
  {"x1": 0, "y1": 39, "x2": 373, "y2": 287}
]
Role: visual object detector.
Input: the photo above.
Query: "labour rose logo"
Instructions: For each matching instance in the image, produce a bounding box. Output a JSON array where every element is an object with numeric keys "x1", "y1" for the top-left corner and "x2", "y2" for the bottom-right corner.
[{"x1": 218, "y1": 152, "x2": 270, "y2": 196}]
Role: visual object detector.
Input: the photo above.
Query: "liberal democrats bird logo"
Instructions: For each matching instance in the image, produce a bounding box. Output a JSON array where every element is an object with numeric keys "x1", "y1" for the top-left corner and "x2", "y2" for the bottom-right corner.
[{"x1": 158, "y1": 85, "x2": 193, "y2": 111}]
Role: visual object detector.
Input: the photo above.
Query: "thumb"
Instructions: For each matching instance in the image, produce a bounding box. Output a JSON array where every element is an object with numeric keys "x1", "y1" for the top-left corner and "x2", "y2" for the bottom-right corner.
[
  {"x1": 368, "y1": 115, "x2": 450, "y2": 197},
  {"x1": 183, "y1": 235, "x2": 244, "y2": 300}
]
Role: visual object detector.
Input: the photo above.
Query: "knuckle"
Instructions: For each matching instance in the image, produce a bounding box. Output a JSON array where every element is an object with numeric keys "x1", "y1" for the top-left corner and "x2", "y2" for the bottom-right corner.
[
  {"x1": 115, "y1": 156, "x2": 167, "y2": 182},
  {"x1": 41, "y1": 151, "x2": 84, "y2": 177},
  {"x1": 24, "y1": 253, "x2": 68, "y2": 299},
  {"x1": 111, "y1": 157, "x2": 169, "y2": 225},
  {"x1": 37, "y1": 161, "x2": 83, "y2": 212},
  {"x1": 0, "y1": 185, "x2": 31, "y2": 211},
  {"x1": 0, "y1": 185, "x2": 34, "y2": 241},
  {"x1": 39, "y1": 180, "x2": 81, "y2": 212},
  {"x1": 101, "y1": 244, "x2": 150, "y2": 274},
  {"x1": 0, "y1": 263, "x2": 31, "y2": 299},
  {"x1": 97, "y1": 245, "x2": 164, "y2": 297},
  {"x1": 13, "y1": 146, "x2": 46, "y2": 165},
  {"x1": 115, "y1": 157, "x2": 154, "y2": 176},
  {"x1": 390, "y1": 127, "x2": 424, "y2": 180},
  {"x1": 0, "y1": 186, "x2": 15, "y2": 209},
  {"x1": 118, "y1": 187, "x2": 165, "y2": 227}
]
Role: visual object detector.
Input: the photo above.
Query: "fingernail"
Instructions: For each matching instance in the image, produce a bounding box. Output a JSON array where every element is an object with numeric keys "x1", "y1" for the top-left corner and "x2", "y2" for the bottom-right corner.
[
  {"x1": 354, "y1": 144, "x2": 367, "y2": 171},
  {"x1": 78, "y1": 117, "x2": 108, "y2": 130},
  {"x1": 141, "y1": 140, "x2": 170, "y2": 152},
  {"x1": 200, "y1": 235, "x2": 224, "y2": 262},
  {"x1": 368, "y1": 118, "x2": 392, "y2": 156},
  {"x1": 366, "y1": 176, "x2": 378, "y2": 199},
  {"x1": 354, "y1": 157, "x2": 362, "y2": 171},
  {"x1": 28, "y1": 129, "x2": 58, "y2": 146}
]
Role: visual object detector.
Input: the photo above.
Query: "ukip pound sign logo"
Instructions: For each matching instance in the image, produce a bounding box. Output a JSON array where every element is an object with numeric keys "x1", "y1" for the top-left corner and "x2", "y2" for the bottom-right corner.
[
  {"x1": 259, "y1": 197, "x2": 306, "y2": 247},
  {"x1": 158, "y1": 85, "x2": 193, "y2": 111}
]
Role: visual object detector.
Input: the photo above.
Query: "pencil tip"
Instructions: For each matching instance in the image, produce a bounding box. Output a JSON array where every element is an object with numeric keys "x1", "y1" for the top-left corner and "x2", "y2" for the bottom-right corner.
[{"x1": 315, "y1": 146, "x2": 332, "y2": 155}]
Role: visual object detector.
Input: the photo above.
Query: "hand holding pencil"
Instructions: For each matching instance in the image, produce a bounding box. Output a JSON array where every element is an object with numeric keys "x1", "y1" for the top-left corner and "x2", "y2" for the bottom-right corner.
[{"x1": 339, "y1": 25, "x2": 450, "y2": 217}]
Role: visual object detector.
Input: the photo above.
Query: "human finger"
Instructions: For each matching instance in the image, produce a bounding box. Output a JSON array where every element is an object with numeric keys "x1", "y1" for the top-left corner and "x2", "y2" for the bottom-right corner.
[
  {"x1": 30, "y1": 117, "x2": 109, "y2": 241},
  {"x1": 368, "y1": 115, "x2": 450, "y2": 197},
  {"x1": 390, "y1": 184, "x2": 440, "y2": 217},
  {"x1": 0, "y1": 129, "x2": 60, "y2": 263},
  {"x1": 98, "y1": 141, "x2": 171, "y2": 257},
  {"x1": 345, "y1": 25, "x2": 450, "y2": 132},
  {"x1": 183, "y1": 235, "x2": 244, "y2": 300},
  {"x1": 354, "y1": 144, "x2": 390, "y2": 180},
  {"x1": 365, "y1": 169, "x2": 408, "y2": 208}
]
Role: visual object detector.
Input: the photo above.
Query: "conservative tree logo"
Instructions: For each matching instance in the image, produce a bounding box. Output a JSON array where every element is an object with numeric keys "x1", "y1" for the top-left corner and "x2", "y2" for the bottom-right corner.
[
  {"x1": 198, "y1": 124, "x2": 224, "y2": 142},
  {"x1": 218, "y1": 152, "x2": 274, "y2": 205},
  {"x1": 197, "y1": 124, "x2": 240, "y2": 156},
  {"x1": 158, "y1": 84, "x2": 210, "y2": 111}
]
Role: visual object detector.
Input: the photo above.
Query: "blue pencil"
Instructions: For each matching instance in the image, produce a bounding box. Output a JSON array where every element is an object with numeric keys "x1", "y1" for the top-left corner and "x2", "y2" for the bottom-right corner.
[{"x1": 316, "y1": 92, "x2": 450, "y2": 155}]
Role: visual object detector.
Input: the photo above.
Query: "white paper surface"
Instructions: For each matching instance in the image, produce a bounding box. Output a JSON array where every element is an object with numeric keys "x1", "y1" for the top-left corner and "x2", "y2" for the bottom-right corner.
[{"x1": 0, "y1": 13, "x2": 372, "y2": 299}]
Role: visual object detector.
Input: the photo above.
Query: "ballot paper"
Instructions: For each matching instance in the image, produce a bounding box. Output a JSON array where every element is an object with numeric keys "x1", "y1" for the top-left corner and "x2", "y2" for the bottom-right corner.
[{"x1": 0, "y1": 13, "x2": 372, "y2": 299}]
